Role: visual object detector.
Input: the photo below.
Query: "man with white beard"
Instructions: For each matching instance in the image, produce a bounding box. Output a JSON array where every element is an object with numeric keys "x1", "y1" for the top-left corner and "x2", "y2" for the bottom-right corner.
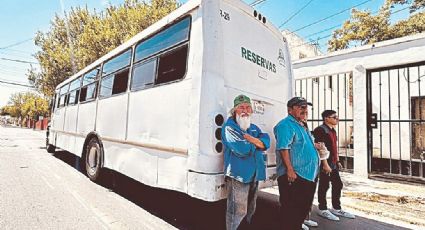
[{"x1": 222, "y1": 94, "x2": 270, "y2": 230}]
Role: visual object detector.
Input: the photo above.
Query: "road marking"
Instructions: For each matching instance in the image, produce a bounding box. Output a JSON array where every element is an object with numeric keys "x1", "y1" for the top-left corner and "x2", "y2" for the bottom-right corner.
[
  {"x1": 53, "y1": 173, "x2": 61, "y2": 180},
  {"x1": 69, "y1": 190, "x2": 109, "y2": 230},
  {"x1": 70, "y1": 190, "x2": 89, "y2": 211},
  {"x1": 41, "y1": 176, "x2": 54, "y2": 189}
]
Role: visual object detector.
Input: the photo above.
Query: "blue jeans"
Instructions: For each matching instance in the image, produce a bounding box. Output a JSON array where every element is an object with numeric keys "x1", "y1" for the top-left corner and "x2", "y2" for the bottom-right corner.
[{"x1": 226, "y1": 177, "x2": 259, "y2": 230}]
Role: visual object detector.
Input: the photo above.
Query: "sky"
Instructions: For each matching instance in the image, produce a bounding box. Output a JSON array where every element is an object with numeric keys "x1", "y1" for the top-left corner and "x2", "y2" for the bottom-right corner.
[{"x1": 0, "y1": 0, "x2": 411, "y2": 107}]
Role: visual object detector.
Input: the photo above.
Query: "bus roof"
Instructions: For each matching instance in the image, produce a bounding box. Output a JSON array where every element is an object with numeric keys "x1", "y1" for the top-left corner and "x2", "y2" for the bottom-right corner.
[{"x1": 56, "y1": 0, "x2": 284, "y2": 89}]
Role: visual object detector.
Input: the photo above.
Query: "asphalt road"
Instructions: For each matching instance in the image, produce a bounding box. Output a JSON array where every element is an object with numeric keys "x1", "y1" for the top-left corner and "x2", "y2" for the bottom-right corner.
[{"x1": 0, "y1": 125, "x2": 412, "y2": 230}]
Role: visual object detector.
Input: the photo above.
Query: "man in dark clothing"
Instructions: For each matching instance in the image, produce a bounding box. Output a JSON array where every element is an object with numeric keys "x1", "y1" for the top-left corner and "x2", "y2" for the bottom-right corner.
[
  {"x1": 313, "y1": 110, "x2": 355, "y2": 221},
  {"x1": 274, "y1": 97, "x2": 321, "y2": 230}
]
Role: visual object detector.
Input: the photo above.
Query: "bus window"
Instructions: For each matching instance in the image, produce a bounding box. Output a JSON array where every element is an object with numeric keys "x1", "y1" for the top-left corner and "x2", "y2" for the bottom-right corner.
[
  {"x1": 86, "y1": 83, "x2": 97, "y2": 101},
  {"x1": 56, "y1": 92, "x2": 60, "y2": 109},
  {"x1": 82, "y1": 68, "x2": 99, "y2": 86},
  {"x1": 50, "y1": 94, "x2": 56, "y2": 112},
  {"x1": 80, "y1": 88, "x2": 87, "y2": 102},
  {"x1": 100, "y1": 49, "x2": 132, "y2": 98},
  {"x1": 80, "y1": 82, "x2": 97, "y2": 102},
  {"x1": 59, "y1": 84, "x2": 69, "y2": 107},
  {"x1": 100, "y1": 75, "x2": 113, "y2": 97},
  {"x1": 135, "y1": 17, "x2": 190, "y2": 62},
  {"x1": 131, "y1": 58, "x2": 156, "y2": 91},
  {"x1": 156, "y1": 45, "x2": 188, "y2": 85},
  {"x1": 80, "y1": 66, "x2": 100, "y2": 102},
  {"x1": 69, "y1": 92, "x2": 77, "y2": 105},
  {"x1": 59, "y1": 93, "x2": 66, "y2": 107},
  {"x1": 68, "y1": 77, "x2": 81, "y2": 106},
  {"x1": 102, "y1": 49, "x2": 132, "y2": 76},
  {"x1": 112, "y1": 69, "x2": 129, "y2": 94}
]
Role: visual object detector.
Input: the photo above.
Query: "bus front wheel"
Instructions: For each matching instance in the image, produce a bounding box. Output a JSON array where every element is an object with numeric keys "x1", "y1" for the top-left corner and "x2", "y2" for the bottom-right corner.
[
  {"x1": 85, "y1": 138, "x2": 103, "y2": 182},
  {"x1": 46, "y1": 144, "x2": 56, "y2": 154}
]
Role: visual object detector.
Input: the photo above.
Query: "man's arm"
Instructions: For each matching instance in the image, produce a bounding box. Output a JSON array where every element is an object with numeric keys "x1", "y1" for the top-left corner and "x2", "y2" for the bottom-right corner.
[
  {"x1": 321, "y1": 159, "x2": 332, "y2": 174},
  {"x1": 312, "y1": 127, "x2": 325, "y2": 143},
  {"x1": 222, "y1": 125, "x2": 255, "y2": 157},
  {"x1": 244, "y1": 134, "x2": 265, "y2": 149},
  {"x1": 279, "y1": 149, "x2": 297, "y2": 182}
]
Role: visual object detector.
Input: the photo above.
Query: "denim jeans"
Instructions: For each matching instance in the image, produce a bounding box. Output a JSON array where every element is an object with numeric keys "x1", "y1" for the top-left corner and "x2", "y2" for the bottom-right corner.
[{"x1": 226, "y1": 177, "x2": 259, "y2": 230}]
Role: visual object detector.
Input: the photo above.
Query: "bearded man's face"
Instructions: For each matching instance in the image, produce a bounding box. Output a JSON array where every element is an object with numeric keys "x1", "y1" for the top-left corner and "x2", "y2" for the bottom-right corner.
[{"x1": 235, "y1": 103, "x2": 252, "y2": 131}]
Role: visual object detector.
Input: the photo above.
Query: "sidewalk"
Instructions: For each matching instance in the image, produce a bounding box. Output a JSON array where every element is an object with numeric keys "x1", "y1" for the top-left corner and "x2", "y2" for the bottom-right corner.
[
  {"x1": 340, "y1": 172, "x2": 425, "y2": 229},
  {"x1": 261, "y1": 172, "x2": 425, "y2": 230}
]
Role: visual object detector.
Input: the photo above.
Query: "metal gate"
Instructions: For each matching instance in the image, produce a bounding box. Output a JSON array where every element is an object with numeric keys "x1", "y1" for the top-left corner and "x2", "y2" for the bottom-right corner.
[
  {"x1": 295, "y1": 72, "x2": 354, "y2": 170},
  {"x1": 366, "y1": 61, "x2": 425, "y2": 179}
]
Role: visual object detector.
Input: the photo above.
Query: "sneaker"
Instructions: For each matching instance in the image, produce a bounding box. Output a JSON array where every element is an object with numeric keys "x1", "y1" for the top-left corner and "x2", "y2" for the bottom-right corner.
[
  {"x1": 318, "y1": 210, "x2": 340, "y2": 221},
  {"x1": 301, "y1": 223, "x2": 309, "y2": 230},
  {"x1": 303, "y1": 219, "x2": 318, "y2": 227},
  {"x1": 330, "y1": 209, "x2": 356, "y2": 219}
]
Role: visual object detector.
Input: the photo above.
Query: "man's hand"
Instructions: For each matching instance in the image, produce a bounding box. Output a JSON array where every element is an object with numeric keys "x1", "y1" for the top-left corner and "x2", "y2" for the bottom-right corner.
[
  {"x1": 287, "y1": 168, "x2": 297, "y2": 183},
  {"x1": 243, "y1": 134, "x2": 265, "y2": 149},
  {"x1": 337, "y1": 161, "x2": 344, "y2": 170},
  {"x1": 314, "y1": 142, "x2": 325, "y2": 150},
  {"x1": 323, "y1": 163, "x2": 332, "y2": 174}
]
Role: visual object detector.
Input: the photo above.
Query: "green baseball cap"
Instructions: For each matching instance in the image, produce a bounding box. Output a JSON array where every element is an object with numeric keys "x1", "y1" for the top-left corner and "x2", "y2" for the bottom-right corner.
[{"x1": 234, "y1": 94, "x2": 251, "y2": 108}]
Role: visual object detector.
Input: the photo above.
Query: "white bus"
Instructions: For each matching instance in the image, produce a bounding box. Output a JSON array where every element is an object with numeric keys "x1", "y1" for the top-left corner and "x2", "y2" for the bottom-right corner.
[{"x1": 47, "y1": 0, "x2": 293, "y2": 202}]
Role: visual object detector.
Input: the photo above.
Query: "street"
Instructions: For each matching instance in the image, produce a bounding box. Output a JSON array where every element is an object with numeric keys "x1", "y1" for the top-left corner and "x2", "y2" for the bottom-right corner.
[{"x1": 0, "y1": 125, "x2": 414, "y2": 230}]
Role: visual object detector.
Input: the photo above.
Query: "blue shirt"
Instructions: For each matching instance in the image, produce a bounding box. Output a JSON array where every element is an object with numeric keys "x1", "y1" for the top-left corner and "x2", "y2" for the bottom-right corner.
[
  {"x1": 273, "y1": 115, "x2": 320, "y2": 182},
  {"x1": 222, "y1": 118, "x2": 270, "y2": 183}
]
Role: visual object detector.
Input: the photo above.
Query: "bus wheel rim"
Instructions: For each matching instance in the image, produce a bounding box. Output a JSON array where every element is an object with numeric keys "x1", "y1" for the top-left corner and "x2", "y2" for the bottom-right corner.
[{"x1": 88, "y1": 146, "x2": 98, "y2": 174}]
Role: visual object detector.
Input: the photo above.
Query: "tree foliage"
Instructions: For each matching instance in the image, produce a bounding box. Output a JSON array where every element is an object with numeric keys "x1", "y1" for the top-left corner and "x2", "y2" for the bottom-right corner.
[
  {"x1": 1, "y1": 92, "x2": 49, "y2": 121},
  {"x1": 28, "y1": 0, "x2": 179, "y2": 97},
  {"x1": 328, "y1": 0, "x2": 425, "y2": 51}
]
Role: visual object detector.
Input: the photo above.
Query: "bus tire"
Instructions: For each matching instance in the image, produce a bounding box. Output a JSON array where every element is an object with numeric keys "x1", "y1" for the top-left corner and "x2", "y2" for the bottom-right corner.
[
  {"x1": 85, "y1": 138, "x2": 103, "y2": 182},
  {"x1": 46, "y1": 144, "x2": 56, "y2": 154}
]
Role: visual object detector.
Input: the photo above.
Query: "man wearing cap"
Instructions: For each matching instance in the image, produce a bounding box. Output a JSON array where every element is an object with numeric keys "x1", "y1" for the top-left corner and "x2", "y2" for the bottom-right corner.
[
  {"x1": 273, "y1": 97, "x2": 321, "y2": 230},
  {"x1": 222, "y1": 94, "x2": 270, "y2": 230}
]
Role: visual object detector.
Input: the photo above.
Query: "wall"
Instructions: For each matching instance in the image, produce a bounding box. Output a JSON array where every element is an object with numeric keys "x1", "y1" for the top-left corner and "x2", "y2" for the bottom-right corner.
[{"x1": 292, "y1": 33, "x2": 425, "y2": 177}]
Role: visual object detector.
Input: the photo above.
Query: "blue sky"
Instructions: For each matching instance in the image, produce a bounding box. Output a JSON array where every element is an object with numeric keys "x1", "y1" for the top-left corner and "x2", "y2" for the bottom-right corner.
[{"x1": 0, "y1": 0, "x2": 411, "y2": 107}]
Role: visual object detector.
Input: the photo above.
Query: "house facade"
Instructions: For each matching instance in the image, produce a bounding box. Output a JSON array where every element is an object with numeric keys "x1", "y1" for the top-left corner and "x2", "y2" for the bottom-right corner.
[{"x1": 291, "y1": 33, "x2": 425, "y2": 180}]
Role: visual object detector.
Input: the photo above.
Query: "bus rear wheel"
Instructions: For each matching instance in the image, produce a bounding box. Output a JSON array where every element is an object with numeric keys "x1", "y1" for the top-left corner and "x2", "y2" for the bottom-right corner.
[
  {"x1": 85, "y1": 138, "x2": 103, "y2": 182},
  {"x1": 46, "y1": 144, "x2": 56, "y2": 154}
]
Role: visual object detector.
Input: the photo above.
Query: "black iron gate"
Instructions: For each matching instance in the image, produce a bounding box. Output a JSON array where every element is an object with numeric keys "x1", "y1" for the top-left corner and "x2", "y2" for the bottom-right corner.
[
  {"x1": 366, "y1": 61, "x2": 425, "y2": 179},
  {"x1": 295, "y1": 72, "x2": 354, "y2": 170}
]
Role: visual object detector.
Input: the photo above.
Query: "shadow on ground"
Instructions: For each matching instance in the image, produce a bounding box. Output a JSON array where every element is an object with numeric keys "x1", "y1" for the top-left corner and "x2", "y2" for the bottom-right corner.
[{"x1": 52, "y1": 150, "x2": 411, "y2": 230}]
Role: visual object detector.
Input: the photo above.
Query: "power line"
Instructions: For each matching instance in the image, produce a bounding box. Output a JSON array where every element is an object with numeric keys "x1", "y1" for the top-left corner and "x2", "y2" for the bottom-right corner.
[
  {"x1": 292, "y1": 0, "x2": 374, "y2": 33},
  {"x1": 0, "y1": 69, "x2": 26, "y2": 76},
  {"x1": 0, "y1": 57, "x2": 38, "y2": 65},
  {"x1": 392, "y1": 5, "x2": 411, "y2": 14},
  {"x1": 0, "y1": 38, "x2": 33, "y2": 50},
  {"x1": 279, "y1": 0, "x2": 316, "y2": 28},
  {"x1": 289, "y1": 34, "x2": 332, "y2": 49},
  {"x1": 294, "y1": 5, "x2": 411, "y2": 49},
  {"x1": 304, "y1": 24, "x2": 342, "y2": 39},
  {"x1": 0, "y1": 79, "x2": 34, "y2": 88},
  {"x1": 304, "y1": 5, "x2": 410, "y2": 39},
  {"x1": 0, "y1": 77, "x2": 30, "y2": 85},
  {"x1": 250, "y1": 0, "x2": 266, "y2": 7},
  {"x1": 0, "y1": 50, "x2": 37, "y2": 60},
  {"x1": 0, "y1": 62, "x2": 33, "y2": 71}
]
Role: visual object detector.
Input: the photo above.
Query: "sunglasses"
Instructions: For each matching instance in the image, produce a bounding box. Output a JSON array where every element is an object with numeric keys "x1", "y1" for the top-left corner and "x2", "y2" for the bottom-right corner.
[{"x1": 328, "y1": 116, "x2": 339, "y2": 119}]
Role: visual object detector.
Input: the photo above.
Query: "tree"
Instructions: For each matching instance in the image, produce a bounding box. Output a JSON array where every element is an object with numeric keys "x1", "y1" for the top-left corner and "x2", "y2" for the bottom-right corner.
[
  {"x1": 328, "y1": 0, "x2": 425, "y2": 51},
  {"x1": 1, "y1": 92, "x2": 49, "y2": 125},
  {"x1": 28, "y1": 0, "x2": 179, "y2": 97}
]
